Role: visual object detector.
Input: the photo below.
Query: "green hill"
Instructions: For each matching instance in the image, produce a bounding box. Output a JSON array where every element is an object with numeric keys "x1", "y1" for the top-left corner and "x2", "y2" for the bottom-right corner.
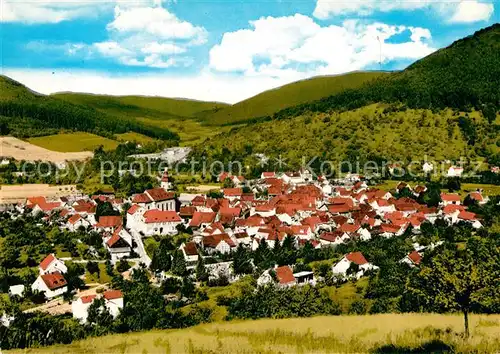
[
  {"x1": 12, "y1": 314, "x2": 500, "y2": 353},
  {"x1": 276, "y1": 23, "x2": 500, "y2": 120},
  {"x1": 204, "y1": 71, "x2": 387, "y2": 125},
  {"x1": 52, "y1": 92, "x2": 229, "y2": 119},
  {"x1": 191, "y1": 24, "x2": 500, "y2": 170},
  {"x1": 0, "y1": 76, "x2": 179, "y2": 142}
]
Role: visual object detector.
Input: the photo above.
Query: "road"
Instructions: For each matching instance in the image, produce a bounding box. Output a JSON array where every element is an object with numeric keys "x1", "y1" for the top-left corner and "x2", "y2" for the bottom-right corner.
[{"x1": 128, "y1": 227, "x2": 152, "y2": 268}]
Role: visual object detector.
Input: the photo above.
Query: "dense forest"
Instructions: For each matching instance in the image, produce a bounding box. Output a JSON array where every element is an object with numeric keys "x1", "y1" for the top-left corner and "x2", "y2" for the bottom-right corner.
[{"x1": 0, "y1": 76, "x2": 179, "y2": 142}]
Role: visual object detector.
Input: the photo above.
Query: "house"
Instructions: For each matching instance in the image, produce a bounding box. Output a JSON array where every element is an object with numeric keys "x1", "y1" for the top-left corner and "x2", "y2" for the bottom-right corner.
[
  {"x1": 72, "y1": 295, "x2": 97, "y2": 323},
  {"x1": 8, "y1": 284, "x2": 25, "y2": 297},
  {"x1": 422, "y1": 162, "x2": 433, "y2": 173},
  {"x1": 202, "y1": 233, "x2": 236, "y2": 254},
  {"x1": 132, "y1": 188, "x2": 176, "y2": 211},
  {"x1": 189, "y1": 211, "x2": 216, "y2": 229},
  {"x1": 468, "y1": 192, "x2": 489, "y2": 205},
  {"x1": 94, "y1": 215, "x2": 123, "y2": 232},
  {"x1": 136, "y1": 209, "x2": 182, "y2": 236},
  {"x1": 103, "y1": 290, "x2": 124, "y2": 318},
  {"x1": 447, "y1": 166, "x2": 464, "y2": 177},
  {"x1": 31, "y1": 272, "x2": 68, "y2": 299},
  {"x1": 332, "y1": 252, "x2": 378, "y2": 280},
  {"x1": 66, "y1": 214, "x2": 90, "y2": 231},
  {"x1": 457, "y1": 211, "x2": 482, "y2": 229},
  {"x1": 104, "y1": 227, "x2": 133, "y2": 261},
  {"x1": 180, "y1": 242, "x2": 199, "y2": 263},
  {"x1": 257, "y1": 265, "x2": 296, "y2": 287},
  {"x1": 39, "y1": 254, "x2": 67, "y2": 275},
  {"x1": 440, "y1": 193, "x2": 461, "y2": 206},
  {"x1": 261, "y1": 172, "x2": 276, "y2": 179},
  {"x1": 293, "y1": 271, "x2": 315, "y2": 285},
  {"x1": 222, "y1": 188, "x2": 243, "y2": 201},
  {"x1": 401, "y1": 250, "x2": 422, "y2": 267},
  {"x1": 319, "y1": 231, "x2": 348, "y2": 246}
]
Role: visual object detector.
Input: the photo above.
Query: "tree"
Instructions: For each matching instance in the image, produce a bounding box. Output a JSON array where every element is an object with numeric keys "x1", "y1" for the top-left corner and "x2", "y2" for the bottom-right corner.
[
  {"x1": 86, "y1": 261, "x2": 99, "y2": 276},
  {"x1": 87, "y1": 297, "x2": 113, "y2": 330},
  {"x1": 116, "y1": 259, "x2": 131, "y2": 273},
  {"x1": 95, "y1": 201, "x2": 120, "y2": 221},
  {"x1": 195, "y1": 255, "x2": 209, "y2": 283},
  {"x1": 150, "y1": 239, "x2": 173, "y2": 272},
  {"x1": 408, "y1": 238, "x2": 500, "y2": 337},
  {"x1": 171, "y1": 250, "x2": 187, "y2": 276},
  {"x1": 232, "y1": 244, "x2": 253, "y2": 275}
]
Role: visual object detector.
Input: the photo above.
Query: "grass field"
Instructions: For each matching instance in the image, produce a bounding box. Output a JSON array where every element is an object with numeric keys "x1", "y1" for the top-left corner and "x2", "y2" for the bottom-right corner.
[
  {"x1": 28, "y1": 132, "x2": 118, "y2": 152},
  {"x1": 115, "y1": 132, "x2": 156, "y2": 145},
  {"x1": 377, "y1": 180, "x2": 500, "y2": 197},
  {"x1": 85, "y1": 263, "x2": 112, "y2": 284},
  {"x1": 15, "y1": 313, "x2": 500, "y2": 353}
]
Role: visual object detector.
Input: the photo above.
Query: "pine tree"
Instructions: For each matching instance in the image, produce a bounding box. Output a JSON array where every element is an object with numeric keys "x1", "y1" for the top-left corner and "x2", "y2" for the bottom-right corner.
[{"x1": 195, "y1": 254, "x2": 208, "y2": 282}]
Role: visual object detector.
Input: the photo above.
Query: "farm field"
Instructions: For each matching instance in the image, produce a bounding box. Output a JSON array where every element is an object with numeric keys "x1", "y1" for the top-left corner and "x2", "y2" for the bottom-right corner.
[
  {"x1": 27, "y1": 132, "x2": 118, "y2": 152},
  {"x1": 0, "y1": 184, "x2": 79, "y2": 203},
  {"x1": 377, "y1": 180, "x2": 500, "y2": 196},
  {"x1": 14, "y1": 313, "x2": 500, "y2": 353},
  {"x1": 0, "y1": 136, "x2": 93, "y2": 162}
]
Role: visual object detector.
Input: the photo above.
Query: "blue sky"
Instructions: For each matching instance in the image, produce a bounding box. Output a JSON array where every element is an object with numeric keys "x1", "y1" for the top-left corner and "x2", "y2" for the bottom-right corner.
[{"x1": 1, "y1": 0, "x2": 499, "y2": 103}]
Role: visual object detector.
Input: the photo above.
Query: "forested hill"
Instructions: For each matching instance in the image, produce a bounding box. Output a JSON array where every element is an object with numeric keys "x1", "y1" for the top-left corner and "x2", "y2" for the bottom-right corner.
[
  {"x1": 203, "y1": 71, "x2": 388, "y2": 125},
  {"x1": 0, "y1": 76, "x2": 180, "y2": 141},
  {"x1": 275, "y1": 23, "x2": 500, "y2": 121}
]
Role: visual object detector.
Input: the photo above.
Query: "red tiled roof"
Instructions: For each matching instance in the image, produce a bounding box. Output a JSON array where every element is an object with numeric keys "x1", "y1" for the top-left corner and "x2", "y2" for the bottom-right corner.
[
  {"x1": 80, "y1": 295, "x2": 97, "y2": 304},
  {"x1": 104, "y1": 290, "x2": 123, "y2": 300},
  {"x1": 203, "y1": 233, "x2": 236, "y2": 248},
  {"x1": 182, "y1": 242, "x2": 198, "y2": 256},
  {"x1": 127, "y1": 204, "x2": 140, "y2": 215},
  {"x1": 408, "y1": 250, "x2": 422, "y2": 265},
  {"x1": 95, "y1": 216, "x2": 123, "y2": 228},
  {"x1": 132, "y1": 193, "x2": 152, "y2": 204},
  {"x1": 179, "y1": 206, "x2": 196, "y2": 217},
  {"x1": 219, "y1": 207, "x2": 241, "y2": 217},
  {"x1": 146, "y1": 188, "x2": 175, "y2": 202},
  {"x1": 262, "y1": 172, "x2": 276, "y2": 178},
  {"x1": 340, "y1": 223, "x2": 360, "y2": 233},
  {"x1": 441, "y1": 193, "x2": 461, "y2": 202},
  {"x1": 39, "y1": 254, "x2": 56, "y2": 270},
  {"x1": 328, "y1": 204, "x2": 353, "y2": 214},
  {"x1": 275, "y1": 266, "x2": 295, "y2": 285},
  {"x1": 143, "y1": 210, "x2": 181, "y2": 223},
  {"x1": 458, "y1": 211, "x2": 477, "y2": 221},
  {"x1": 320, "y1": 231, "x2": 343, "y2": 243},
  {"x1": 40, "y1": 272, "x2": 67, "y2": 290},
  {"x1": 68, "y1": 214, "x2": 81, "y2": 225},
  {"x1": 73, "y1": 202, "x2": 96, "y2": 214},
  {"x1": 189, "y1": 211, "x2": 216, "y2": 227},
  {"x1": 469, "y1": 192, "x2": 483, "y2": 202},
  {"x1": 345, "y1": 252, "x2": 368, "y2": 265},
  {"x1": 381, "y1": 224, "x2": 401, "y2": 233},
  {"x1": 223, "y1": 188, "x2": 243, "y2": 197},
  {"x1": 442, "y1": 204, "x2": 465, "y2": 215}
]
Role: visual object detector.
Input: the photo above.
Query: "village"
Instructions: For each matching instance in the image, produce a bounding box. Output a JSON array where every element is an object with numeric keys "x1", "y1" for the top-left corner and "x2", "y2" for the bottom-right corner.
[{"x1": 0, "y1": 163, "x2": 492, "y2": 327}]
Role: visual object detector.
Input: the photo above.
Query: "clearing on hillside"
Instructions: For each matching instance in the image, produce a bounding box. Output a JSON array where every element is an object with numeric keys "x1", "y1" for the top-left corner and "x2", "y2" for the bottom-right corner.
[
  {"x1": 0, "y1": 184, "x2": 79, "y2": 204},
  {"x1": 28, "y1": 132, "x2": 118, "y2": 152},
  {"x1": 0, "y1": 136, "x2": 93, "y2": 162},
  {"x1": 15, "y1": 313, "x2": 500, "y2": 353}
]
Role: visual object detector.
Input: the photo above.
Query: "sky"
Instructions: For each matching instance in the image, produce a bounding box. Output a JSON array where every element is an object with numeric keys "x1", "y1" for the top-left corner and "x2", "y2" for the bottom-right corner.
[{"x1": 1, "y1": 0, "x2": 499, "y2": 103}]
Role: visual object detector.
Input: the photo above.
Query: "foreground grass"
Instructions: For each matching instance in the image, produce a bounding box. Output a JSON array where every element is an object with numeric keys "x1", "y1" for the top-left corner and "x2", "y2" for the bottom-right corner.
[
  {"x1": 12, "y1": 314, "x2": 500, "y2": 353},
  {"x1": 28, "y1": 132, "x2": 118, "y2": 152}
]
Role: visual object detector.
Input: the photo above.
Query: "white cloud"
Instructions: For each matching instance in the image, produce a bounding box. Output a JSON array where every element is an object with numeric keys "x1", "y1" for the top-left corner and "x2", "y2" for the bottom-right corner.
[
  {"x1": 108, "y1": 6, "x2": 207, "y2": 43},
  {"x1": 313, "y1": 0, "x2": 494, "y2": 23},
  {"x1": 209, "y1": 15, "x2": 435, "y2": 79},
  {"x1": 0, "y1": 0, "x2": 157, "y2": 24},
  {"x1": 2, "y1": 68, "x2": 297, "y2": 104},
  {"x1": 23, "y1": 5, "x2": 207, "y2": 69},
  {"x1": 449, "y1": 0, "x2": 494, "y2": 23}
]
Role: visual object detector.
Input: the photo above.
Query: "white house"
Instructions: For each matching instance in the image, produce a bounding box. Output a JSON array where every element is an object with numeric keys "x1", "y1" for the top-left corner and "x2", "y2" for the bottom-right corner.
[
  {"x1": 400, "y1": 250, "x2": 422, "y2": 267},
  {"x1": 66, "y1": 214, "x2": 90, "y2": 231},
  {"x1": 131, "y1": 188, "x2": 176, "y2": 211},
  {"x1": 39, "y1": 254, "x2": 67, "y2": 275},
  {"x1": 180, "y1": 242, "x2": 199, "y2": 263},
  {"x1": 104, "y1": 290, "x2": 124, "y2": 318},
  {"x1": 440, "y1": 193, "x2": 461, "y2": 206},
  {"x1": 447, "y1": 166, "x2": 464, "y2": 177},
  {"x1": 332, "y1": 252, "x2": 379, "y2": 280},
  {"x1": 202, "y1": 233, "x2": 236, "y2": 254},
  {"x1": 8, "y1": 284, "x2": 25, "y2": 297},
  {"x1": 135, "y1": 209, "x2": 182, "y2": 236},
  {"x1": 257, "y1": 265, "x2": 296, "y2": 287},
  {"x1": 104, "y1": 227, "x2": 133, "y2": 261},
  {"x1": 72, "y1": 295, "x2": 97, "y2": 323},
  {"x1": 31, "y1": 272, "x2": 68, "y2": 299}
]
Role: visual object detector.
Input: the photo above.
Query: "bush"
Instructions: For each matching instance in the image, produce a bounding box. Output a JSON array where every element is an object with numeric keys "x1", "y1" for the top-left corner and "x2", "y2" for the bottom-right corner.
[{"x1": 349, "y1": 300, "x2": 368, "y2": 315}]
